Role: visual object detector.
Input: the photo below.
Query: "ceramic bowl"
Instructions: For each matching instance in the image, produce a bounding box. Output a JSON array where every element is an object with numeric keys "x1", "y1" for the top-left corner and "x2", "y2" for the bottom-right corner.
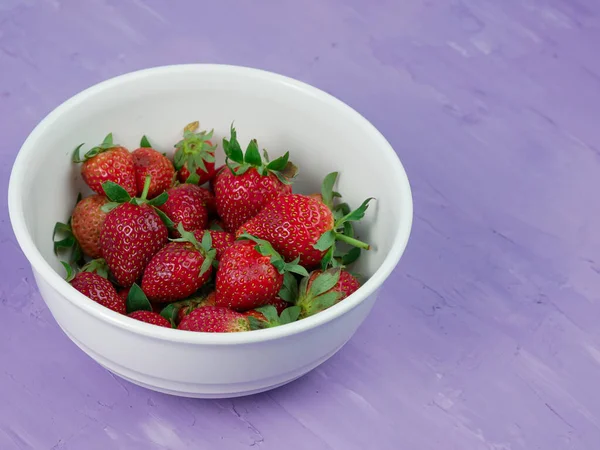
[{"x1": 8, "y1": 64, "x2": 412, "y2": 398}]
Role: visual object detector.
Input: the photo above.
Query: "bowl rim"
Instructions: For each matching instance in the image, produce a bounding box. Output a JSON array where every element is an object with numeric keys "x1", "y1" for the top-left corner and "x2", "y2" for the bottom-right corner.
[{"x1": 8, "y1": 63, "x2": 413, "y2": 345}]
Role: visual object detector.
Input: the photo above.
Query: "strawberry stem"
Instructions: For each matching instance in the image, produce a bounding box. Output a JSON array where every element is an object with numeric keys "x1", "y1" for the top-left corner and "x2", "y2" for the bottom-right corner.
[
  {"x1": 336, "y1": 233, "x2": 370, "y2": 250},
  {"x1": 140, "y1": 175, "x2": 152, "y2": 201}
]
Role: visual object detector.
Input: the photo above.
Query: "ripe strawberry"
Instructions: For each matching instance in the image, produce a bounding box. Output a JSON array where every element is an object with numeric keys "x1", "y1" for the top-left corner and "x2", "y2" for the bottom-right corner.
[
  {"x1": 200, "y1": 229, "x2": 234, "y2": 260},
  {"x1": 238, "y1": 172, "x2": 373, "y2": 269},
  {"x1": 173, "y1": 122, "x2": 217, "y2": 185},
  {"x1": 157, "y1": 184, "x2": 209, "y2": 236},
  {"x1": 196, "y1": 186, "x2": 217, "y2": 217},
  {"x1": 178, "y1": 306, "x2": 250, "y2": 333},
  {"x1": 141, "y1": 224, "x2": 216, "y2": 302},
  {"x1": 99, "y1": 177, "x2": 170, "y2": 287},
  {"x1": 213, "y1": 126, "x2": 297, "y2": 232},
  {"x1": 209, "y1": 165, "x2": 225, "y2": 191},
  {"x1": 118, "y1": 287, "x2": 130, "y2": 302},
  {"x1": 73, "y1": 133, "x2": 136, "y2": 197},
  {"x1": 68, "y1": 270, "x2": 126, "y2": 314},
  {"x1": 215, "y1": 234, "x2": 308, "y2": 311},
  {"x1": 128, "y1": 310, "x2": 171, "y2": 328},
  {"x1": 132, "y1": 137, "x2": 174, "y2": 198},
  {"x1": 158, "y1": 291, "x2": 216, "y2": 325},
  {"x1": 296, "y1": 268, "x2": 360, "y2": 318},
  {"x1": 70, "y1": 194, "x2": 108, "y2": 259},
  {"x1": 243, "y1": 303, "x2": 300, "y2": 329}
]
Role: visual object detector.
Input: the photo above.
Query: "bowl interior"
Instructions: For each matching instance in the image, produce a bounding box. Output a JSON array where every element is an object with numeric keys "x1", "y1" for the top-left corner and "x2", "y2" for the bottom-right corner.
[{"x1": 13, "y1": 66, "x2": 410, "y2": 296}]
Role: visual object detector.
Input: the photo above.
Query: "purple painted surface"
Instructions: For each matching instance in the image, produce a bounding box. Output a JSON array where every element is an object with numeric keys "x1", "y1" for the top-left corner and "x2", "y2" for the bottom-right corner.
[{"x1": 1, "y1": 0, "x2": 599, "y2": 448}]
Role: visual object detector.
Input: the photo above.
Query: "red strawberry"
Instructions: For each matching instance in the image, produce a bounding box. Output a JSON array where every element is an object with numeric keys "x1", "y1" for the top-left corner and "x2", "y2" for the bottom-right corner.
[
  {"x1": 141, "y1": 224, "x2": 215, "y2": 302},
  {"x1": 213, "y1": 127, "x2": 296, "y2": 232},
  {"x1": 200, "y1": 229, "x2": 234, "y2": 260},
  {"x1": 158, "y1": 291, "x2": 217, "y2": 325},
  {"x1": 238, "y1": 172, "x2": 372, "y2": 269},
  {"x1": 99, "y1": 178, "x2": 170, "y2": 287},
  {"x1": 178, "y1": 306, "x2": 250, "y2": 333},
  {"x1": 69, "y1": 271, "x2": 126, "y2": 314},
  {"x1": 157, "y1": 184, "x2": 208, "y2": 236},
  {"x1": 173, "y1": 122, "x2": 217, "y2": 185},
  {"x1": 209, "y1": 165, "x2": 225, "y2": 191},
  {"x1": 128, "y1": 310, "x2": 171, "y2": 328},
  {"x1": 196, "y1": 186, "x2": 217, "y2": 217},
  {"x1": 73, "y1": 133, "x2": 136, "y2": 197},
  {"x1": 215, "y1": 235, "x2": 307, "y2": 311},
  {"x1": 70, "y1": 195, "x2": 108, "y2": 259},
  {"x1": 132, "y1": 140, "x2": 174, "y2": 198},
  {"x1": 118, "y1": 287, "x2": 130, "y2": 302},
  {"x1": 296, "y1": 268, "x2": 360, "y2": 318}
]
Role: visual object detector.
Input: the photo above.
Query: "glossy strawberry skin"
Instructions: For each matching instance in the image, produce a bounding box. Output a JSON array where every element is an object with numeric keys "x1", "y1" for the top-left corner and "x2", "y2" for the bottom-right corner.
[
  {"x1": 82, "y1": 147, "x2": 136, "y2": 197},
  {"x1": 71, "y1": 195, "x2": 109, "y2": 259},
  {"x1": 215, "y1": 240, "x2": 283, "y2": 311},
  {"x1": 157, "y1": 184, "x2": 208, "y2": 236},
  {"x1": 308, "y1": 270, "x2": 360, "y2": 302},
  {"x1": 132, "y1": 147, "x2": 174, "y2": 198},
  {"x1": 178, "y1": 306, "x2": 250, "y2": 333},
  {"x1": 213, "y1": 167, "x2": 292, "y2": 233},
  {"x1": 100, "y1": 202, "x2": 168, "y2": 287},
  {"x1": 141, "y1": 242, "x2": 212, "y2": 303},
  {"x1": 128, "y1": 310, "x2": 171, "y2": 328},
  {"x1": 174, "y1": 291, "x2": 217, "y2": 323},
  {"x1": 200, "y1": 229, "x2": 234, "y2": 261},
  {"x1": 70, "y1": 272, "x2": 126, "y2": 314},
  {"x1": 177, "y1": 148, "x2": 216, "y2": 185},
  {"x1": 238, "y1": 194, "x2": 333, "y2": 269}
]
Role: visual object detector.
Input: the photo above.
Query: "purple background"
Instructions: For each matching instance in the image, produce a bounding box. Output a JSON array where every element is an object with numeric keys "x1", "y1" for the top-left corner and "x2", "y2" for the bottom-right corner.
[{"x1": 2, "y1": 0, "x2": 600, "y2": 449}]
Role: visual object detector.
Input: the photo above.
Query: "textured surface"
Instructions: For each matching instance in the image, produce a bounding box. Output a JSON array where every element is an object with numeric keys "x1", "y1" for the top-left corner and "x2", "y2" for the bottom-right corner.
[{"x1": 1, "y1": 0, "x2": 599, "y2": 449}]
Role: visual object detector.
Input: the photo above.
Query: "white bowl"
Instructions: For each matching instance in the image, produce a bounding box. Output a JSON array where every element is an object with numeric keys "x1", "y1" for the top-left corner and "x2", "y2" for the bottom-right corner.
[{"x1": 8, "y1": 65, "x2": 413, "y2": 398}]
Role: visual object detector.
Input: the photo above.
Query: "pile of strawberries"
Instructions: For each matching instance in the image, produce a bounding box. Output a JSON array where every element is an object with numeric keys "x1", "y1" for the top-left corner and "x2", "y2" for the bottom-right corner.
[{"x1": 54, "y1": 122, "x2": 373, "y2": 333}]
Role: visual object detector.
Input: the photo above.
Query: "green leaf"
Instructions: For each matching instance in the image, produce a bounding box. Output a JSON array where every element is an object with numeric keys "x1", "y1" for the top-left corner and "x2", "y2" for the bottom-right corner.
[
  {"x1": 321, "y1": 172, "x2": 338, "y2": 209},
  {"x1": 262, "y1": 149, "x2": 270, "y2": 162},
  {"x1": 278, "y1": 272, "x2": 299, "y2": 303},
  {"x1": 313, "y1": 230, "x2": 336, "y2": 251},
  {"x1": 140, "y1": 135, "x2": 152, "y2": 148},
  {"x1": 71, "y1": 143, "x2": 85, "y2": 163},
  {"x1": 53, "y1": 222, "x2": 72, "y2": 240},
  {"x1": 320, "y1": 244, "x2": 336, "y2": 270},
  {"x1": 336, "y1": 198, "x2": 374, "y2": 225},
  {"x1": 234, "y1": 164, "x2": 251, "y2": 176},
  {"x1": 209, "y1": 221, "x2": 224, "y2": 231},
  {"x1": 148, "y1": 191, "x2": 168, "y2": 207},
  {"x1": 100, "y1": 202, "x2": 120, "y2": 213},
  {"x1": 201, "y1": 230, "x2": 213, "y2": 252},
  {"x1": 203, "y1": 152, "x2": 216, "y2": 163},
  {"x1": 309, "y1": 269, "x2": 341, "y2": 297},
  {"x1": 266, "y1": 152, "x2": 289, "y2": 172},
  {"x1": 298, "y1": 275, "x2": 310, "y2": 296},
  {"x1": 102, "y1": 182, "x2": 131, "y2": 203},
  {"x1": 308, "y1": 291, "x2": 342, "y2": 316},
  {"x1": 81, "y1": 258, "x2": 109, "y2": 278},
  {"x1": 153, "y1": 207, "x2": 174, "y2": 229},
  {"x1": 200, "y1": 255, "x2": 213, "y2": 276},
  {"x1": 244, "y1": 139, "x2": 262, "y2": 166},
  {"x1": 159, "y1": 303, "x2": 178, "y2": 328},
  {"x1": 173, "y1": 149, "x2": 186, "y2": 170},
  {"x1": 255, "y1": 305, "x2": 279, "y2": 323},
  {"x1": 126, "y1": 283, "x2": 152, "y2": 313},
  {"x1": 223, "y1": 126, "x2": 244, "y2": 164},
  {"x1": 61, "y1": 261, "x2": 76, "y2": 282},
  {"x1": 193, "y1": 152, "x2": 208, "y2": 173},
  {"x1": 283, "y1": 257, "x2": 309, "y2": 277},
  {"x1": 185, "y1": 171, "x2": 200, "y2": 185},
  {"x1": 247, "y1": 316, "x2": 264, "y2": 330},
  {"x1": 173, "y1": 223, "x2": 202, "y2": 248},
  {"x1": 101, "y1": 133, "x2": 114, "y2": 148},
  {"x1": 341, "y1": 247, "x2": 362, "y2": 266},
  {"x1": 343, "y1": 221, "x2": 354, "y2": 238},
  {"x1": 279, "y1": 306, "x2": 300, "y2": 324}
]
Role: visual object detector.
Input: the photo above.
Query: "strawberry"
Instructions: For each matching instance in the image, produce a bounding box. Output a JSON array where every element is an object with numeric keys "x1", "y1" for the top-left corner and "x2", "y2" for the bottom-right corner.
[
  {"x1": 173, "y1": 122, "x2": 217, "y2": 185},
  {"x1": 243, "y1": 303, "x2": 300, "y2": 329},
  {"x1": 215, "y1": 234, "x2": 308, "y2": 311},
  {"x1": 118, "y1": 287, "x2": 130, "y2": 302},
  {"x1": 238, "y1": 172, "x2": 373, "y2": 269},
  {"x1": 99, "y1": 177, "x2": 170, "y2": 287},
  {"x1": 209, "y1": 165, "x2": 225, "y2": 191},
  {"x1": 132, "y1": 136, "x2": 174, "y2": 198},
  {"x1": 178, "y1": 306, "x2": 250, "y2": 333},
  {"x1": 213, "y1": 126, "x2": 297, "y2": 232},
  {"x1": 70, "y1": 194, "x2": 109, "y2": 259},
  {"x1": 296, "y1": 268, "x2": 360, "y2": 318},
  {"x1": 157, "y1": 184, "x2": 209, "y2": 236},
  {"x1": 141, "y1": 224, "x2": 216, "y2": 302},
  {"x1": 128, "y1": 310, "x2": 171, "y2": 328},
  {"x1": 158, "y1": 291, "x2": 216, "y2": 326},
  {"x1": 196, "y1": 186, "x2": 217, "y2": 217},
  {"x1": 73, "y1": 133, "x2": 136, "y2": 197},
  {"x1": 201, "y1": 229, "x2": 234, "y2": 260},
  {"x1": 64, "y1": 263, "x2": 126, "y2": 314}
]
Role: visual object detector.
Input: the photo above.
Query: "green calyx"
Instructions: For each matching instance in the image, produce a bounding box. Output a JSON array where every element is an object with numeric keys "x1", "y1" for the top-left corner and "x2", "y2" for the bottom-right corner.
[
  {"x1": 297, "y1": 268, "x2": 343, "y2": 318},
  {"x1": 53, "y1": 194, "x2": 84, "y2": 266},
  {"x1": 159, "y1": 292, "x2": 213, "y2": 328},
  {"x1": 126, "y1": 283, "x2": 152, "y2": 314},
  {"x1": 60, "y1": 258, "x2": 109, "y2": 283},
  {"x1": 222, "y1": 125, "x2": 298, "y2": 185},
  {"x1": 170, "y1": 223, "x2": 217, "y2": 276},
  {"x1": 72, "y1": 133, "x2": 117, "y2": 163},
  {"x1": 313, "y1": 172, "x2": 374, "y2": 270},
  {"x1": 100, "y1": 175, "x2": 173, "y2": 228},
  {"x1": 247, "y1": 304, "x2": 301, "y2": 330},
  {"x1": 237, "y1": 233, "x2": 308, "y2": 278},
  {"x1": 173, "y1": 121, "x2": 217, "y2": 183}
]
